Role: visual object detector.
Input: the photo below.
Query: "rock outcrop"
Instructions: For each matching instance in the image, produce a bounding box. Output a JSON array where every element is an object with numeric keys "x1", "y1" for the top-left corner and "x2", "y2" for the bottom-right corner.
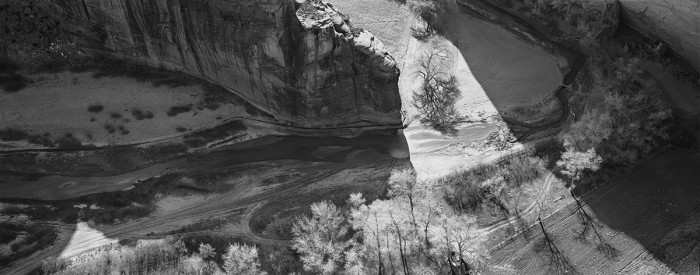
[
  {"x1": 34, "y1": 0, "x2": 401, "y2": 127},
  {"x1": 618, "y1": 0, "x2": 700, "y2": 71}
]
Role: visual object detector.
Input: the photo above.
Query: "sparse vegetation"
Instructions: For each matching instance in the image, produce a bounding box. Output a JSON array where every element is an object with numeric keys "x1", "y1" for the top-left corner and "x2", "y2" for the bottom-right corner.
[
  {"x1": 1, "y1": 142, "x2": 188, "y2": 179},
  {"x1": 562, "y1": 57, "x2": 672, "y2": 170},
  {"x1": 0, "y1": 128, "x2": 29, "y2": 141},
  {"x1": 110, "y1": 112, "x2": 123, "y2": 119},
  {"x1": 0, "y1": 167, "x2": 251, "y2": 225},
  {"x1": 519, "y1": 0, "x2": 617, "y2": 47},
  {"x1": 0, "y1": 223, "x2": 57, "y2": 266},
  {"x1": 0, "y1": 128, "x2": 55, "y2": 147},
  {"x1": 104, "y1": 123, "x2": 116, "y2": 133},
  {"x1": 55, "y1": 133, "x2": 83, "y2": 149},
  {"x1": 118, "y1": 125, "x2": 130, "y2": 135},
  {"x1": 131, "y1": 108, "x2": 154, "y2": 120},
  {"x1": 442, "y1": 152, "x2": 546, "y2": 215},
  {"x1": 183, "y1": 120, "x2": 246, "y2": 148},
  {"x1": 404, "y1": 0, "x2": 453, "y2": 31}
]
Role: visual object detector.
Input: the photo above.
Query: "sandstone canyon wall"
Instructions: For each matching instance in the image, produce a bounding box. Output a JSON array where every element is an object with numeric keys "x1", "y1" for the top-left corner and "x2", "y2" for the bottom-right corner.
[{"x1": 36, "y1": 0, "x2": 402, "y2": 128}]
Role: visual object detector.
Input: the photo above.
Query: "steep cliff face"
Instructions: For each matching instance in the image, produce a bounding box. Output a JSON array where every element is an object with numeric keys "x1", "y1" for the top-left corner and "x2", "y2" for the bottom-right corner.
[
  {"x1": 618, "y1": 0, "x2": 700, "y2": 72},
  {"x1": 38, "y1": 0, "x2": 401, "y2": 127}
]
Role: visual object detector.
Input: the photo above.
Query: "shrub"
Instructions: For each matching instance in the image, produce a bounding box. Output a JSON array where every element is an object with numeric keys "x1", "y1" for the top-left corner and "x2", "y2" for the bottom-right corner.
[
  {"x1": 104, "y1": 124, "x2": 116, "y2": 133},
  {"x1": 442, "y1": 154, "x2": 545, "y2": 213},
  {"x1": 131, "y1": 108, "x2": 154, "y2": 120},
  {"x1": 0, "y1": 223, "x2": 57, "y2": 266},
  {"x1": 56, "y1": 134, "x2": 82, "y2": 149},
  {"x1": 27, "y1": 134, "x2": 54, "y2": 147},
  {"x1": 263, "y1": 216, "x2": 295, "y2": 239},
  {"x1": 118, "y1": 125, "x2": 130, "y2": 135},
  {"x1": 167, "y1": 105, "x2": 193, "y2": 117},
  {"x1": 88, "y1": 104, "x2": 104, "y2": 113},
  {"x1": 0, "y1": 74, "x2": 30, "y2": 93},
  {"x1": 0, "y1": 128, "x2": 28, "y2": 141},
  {"x1": 110, "y1": 112, "x2": 123, "y2": 119},
  {"x1": 40, "y1": 257, "x2": 69, "y2": 274}
]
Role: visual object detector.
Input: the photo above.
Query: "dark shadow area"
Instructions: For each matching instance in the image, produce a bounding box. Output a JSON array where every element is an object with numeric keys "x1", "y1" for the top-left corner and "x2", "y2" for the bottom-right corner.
[
  {"x1": 580, "y1": 150, "x2": 700, "y2": 273},
  {"x1": 431, "y1": 0, "x2": 584, "y2": 141}
]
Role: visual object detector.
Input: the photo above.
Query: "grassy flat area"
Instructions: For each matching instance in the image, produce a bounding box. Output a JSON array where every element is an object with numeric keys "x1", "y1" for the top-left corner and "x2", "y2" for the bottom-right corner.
[{"x1": 0, "y1": 69, "x2": 255, "y2": 149}]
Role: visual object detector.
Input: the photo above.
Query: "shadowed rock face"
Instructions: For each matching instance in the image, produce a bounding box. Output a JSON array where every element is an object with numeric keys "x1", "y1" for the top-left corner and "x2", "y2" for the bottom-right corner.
[
  {"x1": 619, "y1": 0, "x2": 700, "y2": 72},
  {"x1": 40, "y1": 0, "x2": 401, "y2": 127}
]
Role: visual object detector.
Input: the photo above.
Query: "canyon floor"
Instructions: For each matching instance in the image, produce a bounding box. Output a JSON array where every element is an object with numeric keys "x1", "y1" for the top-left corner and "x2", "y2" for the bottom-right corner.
[{"x1": 2, "y1": 0, "x2": 700, "y2": 274}]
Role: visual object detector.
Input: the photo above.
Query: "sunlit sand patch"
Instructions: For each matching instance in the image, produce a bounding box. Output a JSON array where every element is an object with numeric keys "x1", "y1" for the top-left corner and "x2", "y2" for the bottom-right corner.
[{"x1": 59, "y1": 222, "x2": 118, "y2": 259}]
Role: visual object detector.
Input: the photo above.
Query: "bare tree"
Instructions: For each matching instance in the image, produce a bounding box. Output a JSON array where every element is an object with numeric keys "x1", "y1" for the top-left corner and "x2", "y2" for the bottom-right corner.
[
  {"x1": 223, "y1": 243, "x2": 266, "y2": 275},
  {"x1": 292, "y1": 201, "x2": 350, "y2": 274},
  {"x1": 413, "y1": 47, "x2": 462, "y2": 134},
  {"x1": 537, "y1": 216, "x2": 578, "y2": 274}
]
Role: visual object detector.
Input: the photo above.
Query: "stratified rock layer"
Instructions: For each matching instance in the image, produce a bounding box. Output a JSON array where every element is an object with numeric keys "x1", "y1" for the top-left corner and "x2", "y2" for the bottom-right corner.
[
  {"x1": 39, "y1": 0, "x2": 401, "y2": 127},
  {"x1": 619, "y1": 0, "x2": 700, "y2": 71}
]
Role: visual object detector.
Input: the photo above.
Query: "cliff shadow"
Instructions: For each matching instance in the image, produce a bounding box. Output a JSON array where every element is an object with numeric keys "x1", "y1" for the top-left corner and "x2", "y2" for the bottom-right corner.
[{"x1": 578, "y1": 150, "x2": 700, "y2": 273}]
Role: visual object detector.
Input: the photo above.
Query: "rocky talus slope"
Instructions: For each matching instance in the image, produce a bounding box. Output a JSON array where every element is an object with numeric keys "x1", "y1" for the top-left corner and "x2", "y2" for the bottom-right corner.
[{"x1": 28, "y1": 0, "x2": 401, "y2": 128}]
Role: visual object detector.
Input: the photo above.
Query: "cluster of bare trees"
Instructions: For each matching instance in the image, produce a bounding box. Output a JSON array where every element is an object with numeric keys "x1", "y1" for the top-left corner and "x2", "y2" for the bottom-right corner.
[
  {"x1": 562, "y1": 57, "x2": 671, "y2": 166},
  {"x1": 521, "y1": 0, "x2": 617, "y2": 47},
  {"x1": 291, "y1": 169, "x2": 487, "y2": 274},
  {"x1": 442, "y1": 153, "x2": 546, "y2": 216},
  {"x1": 39, "y1": 238, "x2": 266, "y2": 275},
  {"x1": 527, "y1": 139, "x2": 616, "y2": 274}
]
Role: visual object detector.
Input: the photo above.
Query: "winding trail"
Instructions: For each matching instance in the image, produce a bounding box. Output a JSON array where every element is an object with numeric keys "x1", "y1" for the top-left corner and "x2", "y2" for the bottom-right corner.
[{"x1": 474, "y1": 172, "x2": 555, "y2": 236}]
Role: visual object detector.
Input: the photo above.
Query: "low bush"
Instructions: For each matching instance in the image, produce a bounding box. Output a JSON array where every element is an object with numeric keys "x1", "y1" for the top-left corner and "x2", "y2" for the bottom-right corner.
[
  {"x1": 27, "y1": 134, "x2": 54, "y2": 147},
  {"x1": 131, "y1": 108, "x2": 154, "y2": 120},
  {"x1": 167, "y1": 105, "x2": 193, "y2": 117},
  {"x1": 87, "y1": 104, "x2": 104, "y2": 113},
  {"x1": 263, "y1": 216, "x2": 295, "y2": 239},
  {"x1": 442, "y1": 153, "x2": 545, "y2": 213},
  {"x1": 104, "y1": 124, "x2": 116, "y2": 133},
  {"x1": 0, "y1": 128, "x2": 28, "y2": 141},
  {"x1": 56, "y1": 134, "x2": 83, "y2": 149},
  {"x1": 0, "y1": 223, "x2": 57, "y2": 266},
  {"x1": 1, "y1": 74, "x2": 30, "y2": 92},
  {"x1": 118, "y1": 125, "x2": 130, "y2": 135}
]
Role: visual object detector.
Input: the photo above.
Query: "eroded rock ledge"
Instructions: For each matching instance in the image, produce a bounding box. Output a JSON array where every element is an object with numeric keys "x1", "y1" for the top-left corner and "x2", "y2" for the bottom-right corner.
[{"x1": 37, "y1": 0, "x2": 401, "y2": 128}]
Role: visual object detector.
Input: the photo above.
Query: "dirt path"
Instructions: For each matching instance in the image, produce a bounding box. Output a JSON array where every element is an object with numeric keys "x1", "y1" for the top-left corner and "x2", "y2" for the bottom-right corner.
[{"x1": 474, "y1": 172, "x2": 555, "y2": 236}]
